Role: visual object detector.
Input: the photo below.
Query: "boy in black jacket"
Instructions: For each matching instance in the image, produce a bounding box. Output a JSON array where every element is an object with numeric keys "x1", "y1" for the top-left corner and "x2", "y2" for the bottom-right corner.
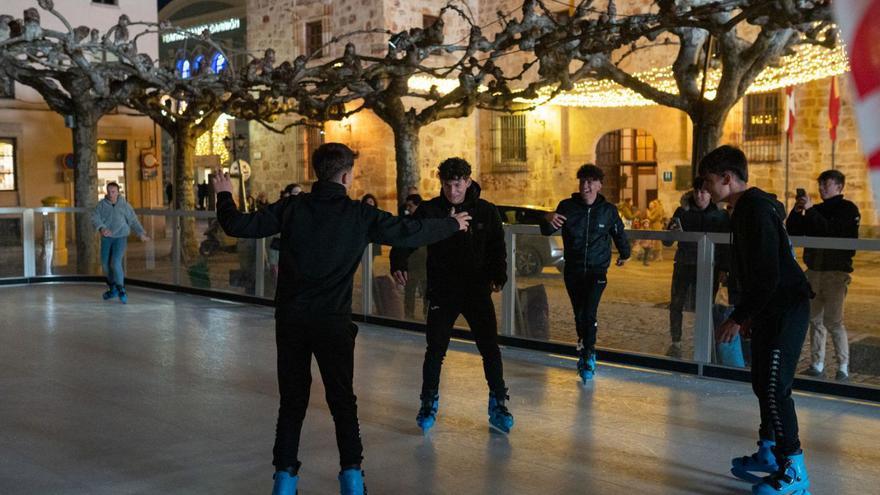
[
  {"x1": 390, "y1": 158, "x2": 514, "y2": 434},
  {"x1": 700, "y1": 145, "x2": 812, "y2": 495},
  {"x1": 214, "y1": 143, "x2": 470, "y2": 495},
  {"x1": 786, "y1": 169, "x2": 860, "y2": 381},
  {"x1": 540, "y1": 164, "x2": 630, "y2": 383},
  {"x1": 663, "y1": 177, "x2": 731, "y2": 358}
]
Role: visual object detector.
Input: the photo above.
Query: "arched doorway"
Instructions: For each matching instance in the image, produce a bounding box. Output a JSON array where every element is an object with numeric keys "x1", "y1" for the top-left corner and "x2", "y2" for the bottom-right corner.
[{"x1": 595, "y1": 128, "x2": 657, "y2": 211}]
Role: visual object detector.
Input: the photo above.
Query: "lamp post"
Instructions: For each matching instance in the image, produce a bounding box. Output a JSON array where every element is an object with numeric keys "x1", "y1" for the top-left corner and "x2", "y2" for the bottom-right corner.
[{"x1": 223, "y1": 133, "x2": 249, "y2": 212}]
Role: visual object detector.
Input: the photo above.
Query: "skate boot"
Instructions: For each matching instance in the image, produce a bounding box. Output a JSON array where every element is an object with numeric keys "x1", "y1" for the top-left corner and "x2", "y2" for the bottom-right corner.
[
  {"x1": 752, "y1": 452, "x2": 809, "y2": 495},
  {"x1": 102, "y1": 285, "x2": 118, "y2": 300},
  {"x1": 271, "y1": 469, "x2": 299, "y2": 495},
  {"x1": 488, "y1": 389, "x2": 515, "y2": 434},
  {"x1": 416, "y1": 392, "x2": 439, "y2": 433},
  {"x1": 338, "y1": 468, "x2": 367, "y2": 495},
  {"x1": 118, "y1": 287, "x2": 127, "y2": 304},
  {"x1": 577, "y1": 350, "x2": 597, "y2": 383},
  {"x1": 731, "y1": 439, "x2": 778, "y2": 483}
]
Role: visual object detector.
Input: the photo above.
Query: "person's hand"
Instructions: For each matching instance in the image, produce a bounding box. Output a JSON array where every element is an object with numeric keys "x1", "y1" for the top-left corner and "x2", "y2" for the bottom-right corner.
[
  {"x1": 450, "y1": 208, "x2": 472, "y2": 231},
  {"x1": 392, "y1": 270, "x2": 408, "y2": 286},
  {"x1": 490, "y1": 281, "x2": 503, "y2": 292},
  {"x1": 212, "y1": 167, "x2": 234, "y2": 195},
  {"x1": 139, "y1": 234, "x2": 151, "y2": 242},
  {"x1": 100, "y1": 228, "x2": 112, "y2": 237},
  {"x1": 802, "y1": 194, "x2": 813, "y2": 210},
  {"x1": 545, "y1": 212, "x2": 566, "y2": 229},
  {"x1": 615, "y1": 257, "x2": 629, "y2": 267},
  {"x1": 716, "y1": 318, "x2": 741, "y2": 344}
]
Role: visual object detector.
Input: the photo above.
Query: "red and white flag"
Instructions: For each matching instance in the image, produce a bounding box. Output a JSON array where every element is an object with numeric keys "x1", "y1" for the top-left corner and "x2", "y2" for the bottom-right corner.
[
  {"x1": 784, "y1": 86, "x2": 796, "y2": 143},
  {"x1": 829, "y1": 76, "x2": 841, "y2": 143},
  {"x1": 832, "y1": 0, "x2": 880, "y2": 212}
]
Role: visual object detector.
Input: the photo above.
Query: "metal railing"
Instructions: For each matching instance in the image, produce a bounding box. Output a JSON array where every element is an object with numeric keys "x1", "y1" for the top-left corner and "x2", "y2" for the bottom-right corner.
[{"x1": 3, "y1": 206, "x2": 880, "y2": 398}]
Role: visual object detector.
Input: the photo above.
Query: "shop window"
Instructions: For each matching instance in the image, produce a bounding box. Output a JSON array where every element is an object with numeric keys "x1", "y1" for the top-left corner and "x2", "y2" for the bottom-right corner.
[
  {"x1": 97, "y1": 139, "x2": 127, "y2": 200},
  {"x1": 0, "y1": 138, "x2": 17, "y2": 191}
]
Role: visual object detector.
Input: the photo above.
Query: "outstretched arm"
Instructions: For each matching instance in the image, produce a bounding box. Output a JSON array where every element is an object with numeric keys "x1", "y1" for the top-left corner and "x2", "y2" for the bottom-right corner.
[{"x1": 214, "y1": 169, "x2": 285, "y2": 239}]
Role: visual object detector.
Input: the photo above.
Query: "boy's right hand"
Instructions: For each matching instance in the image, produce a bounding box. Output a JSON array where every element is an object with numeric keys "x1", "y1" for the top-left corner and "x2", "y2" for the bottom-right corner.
[
  {"x1": 211, "y1": 167, "x2": 234, "y2": 195},
  {"x1": 451, "y1": 210, "x2": 472, "y2": 231},
  {"x1": 545, "y1": 212, "x2": 566, "y2": 229},
  {"x1": 392, "y1": 270, "x2": 408, "y2": 286}
]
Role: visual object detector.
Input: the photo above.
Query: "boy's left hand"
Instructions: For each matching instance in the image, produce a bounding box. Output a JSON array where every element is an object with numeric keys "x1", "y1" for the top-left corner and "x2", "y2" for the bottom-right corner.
[{"x1": 615, "y1": 257, "x2": 628, "y2": 267}]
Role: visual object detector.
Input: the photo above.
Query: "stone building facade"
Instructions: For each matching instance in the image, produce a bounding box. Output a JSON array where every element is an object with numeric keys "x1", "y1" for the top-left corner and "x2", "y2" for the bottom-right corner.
[{"x1": 244, "y1": 0, "x2": 877, "y2": 224}]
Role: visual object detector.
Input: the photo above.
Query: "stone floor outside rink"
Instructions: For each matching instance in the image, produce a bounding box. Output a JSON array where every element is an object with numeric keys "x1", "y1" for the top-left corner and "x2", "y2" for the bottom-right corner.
[{"x1": 1, "y1": 283, "x2": 879, "y2": 494}]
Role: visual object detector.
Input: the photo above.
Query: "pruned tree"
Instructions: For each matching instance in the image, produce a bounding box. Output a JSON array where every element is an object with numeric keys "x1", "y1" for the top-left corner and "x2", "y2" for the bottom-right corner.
[{"x1": 0, "y1": 0, "x2": 164, "y2": 274}]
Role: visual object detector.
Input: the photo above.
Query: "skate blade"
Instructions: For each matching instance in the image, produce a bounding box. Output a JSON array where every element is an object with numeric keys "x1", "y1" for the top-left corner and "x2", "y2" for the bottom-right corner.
[
  {"x1": 488, "y1": 423, "x2": 510, "y2": 435},
  {"x1": 730, "y1": 466, "x2": 765, "y2": 484}
]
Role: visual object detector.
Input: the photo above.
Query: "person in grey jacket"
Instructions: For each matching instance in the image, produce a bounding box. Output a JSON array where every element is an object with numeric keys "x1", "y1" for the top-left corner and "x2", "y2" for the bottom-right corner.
[{"x1": 91, "y1": 182, "x2": 149, "y2": 303}]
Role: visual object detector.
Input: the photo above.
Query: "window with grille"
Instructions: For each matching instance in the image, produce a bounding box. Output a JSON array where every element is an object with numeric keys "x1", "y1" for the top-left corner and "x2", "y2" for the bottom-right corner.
[
  {"x1": 491, "y1": 114, "x2": 527, "y2": 172},
  {"x1": 0, "y1": 138, "x2": 16, "y2": 191},
  {"x1": 0, "y1": 75, "x2": 12, "y2": 99},
  {"x1": 306, "y1": 21, "x2": 323, "y2": 58},
  {"x1": 742, "y1": 91, "x2": 782, "y2": 162},
  {"x1": 299, "y1": 124, "x2": 325, "y2": 181}
]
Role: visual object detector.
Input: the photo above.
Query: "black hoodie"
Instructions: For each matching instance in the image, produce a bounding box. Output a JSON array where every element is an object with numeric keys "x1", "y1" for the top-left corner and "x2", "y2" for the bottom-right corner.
[
  {"x1": 785, "y1": 194, "x2": 860, "y2": 273},
  {"x1": 540, "y1": 193, "x2": 630, "y2": 274},
  {"x1": 216, "y1": 181, "x2": 459, "y2": 322},
  {"x1": 728, "y1": 187, "x2": 811, "y2": 325},
  {"x1": 390, "y1": 181, "x2": 507, "y2": 295}
]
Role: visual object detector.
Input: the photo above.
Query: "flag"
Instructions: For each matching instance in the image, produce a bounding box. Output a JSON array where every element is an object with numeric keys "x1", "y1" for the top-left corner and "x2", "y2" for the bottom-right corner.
[
  {"x1": 784, "y1": 86, "x2": 796, "y2": 143},
  {"x1": 829, "y1": 76, "x2": 841, "y2": 143},
  {"x1": 832, "y1": 0, "x2": 880, "y2": 213}
]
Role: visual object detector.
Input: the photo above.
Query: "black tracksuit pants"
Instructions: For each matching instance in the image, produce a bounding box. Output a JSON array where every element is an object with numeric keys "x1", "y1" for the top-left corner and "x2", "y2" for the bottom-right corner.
[
  {"x1": 273, "y1": 318, "x2": 363, "y2": 473},
  {"x1": 421, "y1": 289, "x2": 506, "y2": 397},
  {"x1": 564, "y1": 271, "x2": 607, "y2": 354},
  {"x1": 750, "y1": 297, "x2": 809, "y2": 459}
]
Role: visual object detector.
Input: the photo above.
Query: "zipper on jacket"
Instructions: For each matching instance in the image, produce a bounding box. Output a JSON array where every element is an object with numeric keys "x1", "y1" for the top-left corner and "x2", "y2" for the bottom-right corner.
[{"x1": 583, "y1": 206, "x2": 591, "y2": 275}]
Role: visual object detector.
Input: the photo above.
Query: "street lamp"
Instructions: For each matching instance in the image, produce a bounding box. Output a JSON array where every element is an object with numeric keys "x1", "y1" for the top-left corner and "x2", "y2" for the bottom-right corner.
[{"x1": 223, "y1": 133, "x2": 250, "y2": 212}]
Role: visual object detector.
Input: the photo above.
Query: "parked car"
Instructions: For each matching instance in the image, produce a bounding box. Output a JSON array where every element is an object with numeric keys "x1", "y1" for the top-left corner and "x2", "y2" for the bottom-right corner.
[{"x1": 496, "y1": 205, "x2": 565, "y2": 276}]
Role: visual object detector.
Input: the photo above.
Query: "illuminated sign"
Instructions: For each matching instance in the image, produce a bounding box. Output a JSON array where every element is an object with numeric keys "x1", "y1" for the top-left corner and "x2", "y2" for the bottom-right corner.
[{"x1": 162, "y1": 18, "x2": 241, "y2": 44}]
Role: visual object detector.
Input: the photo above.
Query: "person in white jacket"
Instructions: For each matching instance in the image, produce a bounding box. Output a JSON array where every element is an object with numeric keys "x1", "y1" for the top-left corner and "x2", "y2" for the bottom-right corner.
[{"x1": 91, "y1": 182, "x2": 150, "y2": 303}]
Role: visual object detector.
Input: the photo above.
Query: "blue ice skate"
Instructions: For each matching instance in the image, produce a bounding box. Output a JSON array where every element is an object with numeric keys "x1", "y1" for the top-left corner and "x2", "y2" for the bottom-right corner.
[
  {"x1": 752, "y1": 452, "x2": 809, "y2": 495},
  {"x1": 102, "y1": 285, "x2": 118, "y2": 300},
  {"x1": 416, "y1": 393, "x2": 439, "y2": 433},
  {"x1": 118, "y1": 288, "x2": 127, "y2": 304},
  {"x1": 577, "y1": 351, "x2": 597, "y2": 383},
  {"x1": 338, "y1": 468, "x2": 367, "y2": 495},
  {"x1": 731, "y1": 439, "x2": 779, "y2": 483},
  {"x1": 488, "y1": 390, "x2": 515, "y2": 434},
  {"x1": 271, "y1": 470, "x2": 298, "y2": 495}
]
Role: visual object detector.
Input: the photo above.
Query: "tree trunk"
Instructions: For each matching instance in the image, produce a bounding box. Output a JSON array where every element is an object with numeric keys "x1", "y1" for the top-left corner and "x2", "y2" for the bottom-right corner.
[
  {"x1": 392, "y1": 123, "x2": 420, "y2": 205},
  {"x1": 174, "y1": 128, "x2": 199, "y2": 262},
  {"x1": 72, "y1": 115, "x2": 99, "y2": 275},
  {"x1": 689, "y1": 110, "x2": 726, "y2": 178}
]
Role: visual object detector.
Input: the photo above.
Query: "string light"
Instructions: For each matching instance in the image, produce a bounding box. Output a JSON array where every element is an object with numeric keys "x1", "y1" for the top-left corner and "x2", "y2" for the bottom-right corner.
[
  {"x1": 195, "y1": 113, "x2": 232, "y2": 164},
  {"x1": 408, "y1": 43, "x2": 850, "y2": 108}
]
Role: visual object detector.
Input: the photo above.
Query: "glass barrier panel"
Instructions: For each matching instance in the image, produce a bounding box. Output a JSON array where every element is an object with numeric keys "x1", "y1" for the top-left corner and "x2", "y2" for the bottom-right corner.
[
  {"x1": 33, "y1": 211, "x2": 78, "y2": 276},
  {"x1": 125, "y1": 213, "x2": 173, "y2": 284},
  {"x1": 513, "y1": 231, "x2": 707, "y2": 360},
  {"x1": 0, "y1": 213, "x2": 23, "y2": 278},
  {"x1": 178, "y1": 216, "x2": 249, "y2": 295}
]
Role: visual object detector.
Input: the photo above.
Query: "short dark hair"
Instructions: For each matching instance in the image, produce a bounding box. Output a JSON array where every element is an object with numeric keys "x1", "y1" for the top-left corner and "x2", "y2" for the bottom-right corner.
[
  {"x1": 576, "y1": 164, "x2": 604, "y2": 182},
  {"x1": 438, "y1": 157, "x2": 472, "y2": 181},
  {"x1": 106, "y1": 182, "x2": 120, "y2": 191},
  {"x1": 698, "y1": 145, "x2": 748, "y2": 182},
  {"x1": 312, "y1": 143, "x2": 355, "y2": 181},
  {"x1": 405, "y1": 193, "x2": 422, "y2": 206},
  {"x1": 361, "y1": 193, "x2": 378, "y2": 206},
  {"x1": 818, "y1": 169, "x2": 845, "y2": 187},
  {"x1": 692, "y1": 176, "x2": 705, "y2": 191}
]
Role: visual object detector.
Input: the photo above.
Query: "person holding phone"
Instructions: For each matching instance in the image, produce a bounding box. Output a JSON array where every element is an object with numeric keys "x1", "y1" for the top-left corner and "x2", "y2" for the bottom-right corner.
[
  {"x1": 662, "y1": 177, "x2": 730, "y2": 357},
  {"x1": 786, "y1": 170, "x2": 860, "y2": 381}
]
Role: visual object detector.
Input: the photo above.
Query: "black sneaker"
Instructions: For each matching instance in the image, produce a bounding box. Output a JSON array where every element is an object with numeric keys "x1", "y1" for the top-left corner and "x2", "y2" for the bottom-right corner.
[{"x1": 802, "y1": 366, "x2": 823, "y2": 378}]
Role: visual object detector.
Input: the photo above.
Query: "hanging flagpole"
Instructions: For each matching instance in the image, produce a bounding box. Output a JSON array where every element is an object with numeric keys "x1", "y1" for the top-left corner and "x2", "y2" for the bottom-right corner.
[
  {"x1": 829, "y1": 76, "x2": 841, "y2": 169},
  {"x1": 784, "y1": 86, "x2": 796, "y2": 210},
  {"x1": 832, "y1": 0, "x2": 880, "y2": 217}
]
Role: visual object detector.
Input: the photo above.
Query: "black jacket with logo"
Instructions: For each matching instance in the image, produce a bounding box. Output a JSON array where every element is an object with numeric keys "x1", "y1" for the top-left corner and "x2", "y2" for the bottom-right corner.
[
  {"x1": 729, "y1": 187, "x2": 811, "y2": 325},
  {"x1": 540, "y1": 193, "x2": 630, "y2": 274},
  {"x1": 216, "y1": 181, "x2": 459, "y2": 322},
  {"x1": 389, "y1": 182, "x2": 507, "y2": 295},
  {"x1": 785, "y1": 194, "x2": 860, "y2": 273}
]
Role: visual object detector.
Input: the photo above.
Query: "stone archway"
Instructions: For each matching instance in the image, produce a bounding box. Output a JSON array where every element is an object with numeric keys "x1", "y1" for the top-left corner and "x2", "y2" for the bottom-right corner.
[{"x1": 595, "y1": 128, "x2": 658, "y2": 211}]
